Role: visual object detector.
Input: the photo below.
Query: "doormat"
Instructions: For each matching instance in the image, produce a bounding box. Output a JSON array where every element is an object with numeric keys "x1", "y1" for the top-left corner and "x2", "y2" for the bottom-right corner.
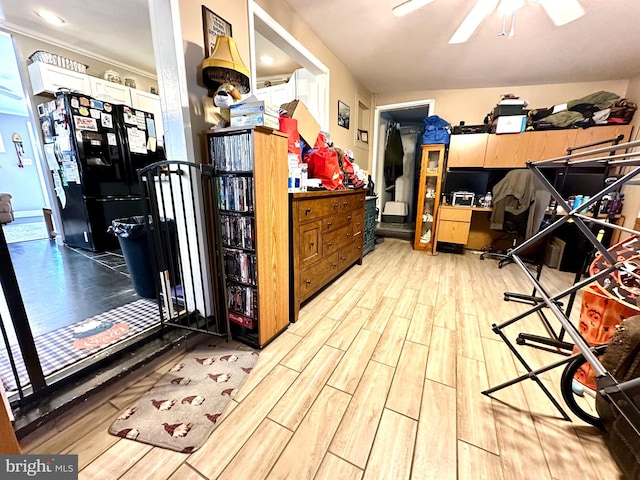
[
  {"x1": 0, "y1": 299, "x2": 160, "y2": 392},
  {"x1": 109, "y1": 344, "x2": 258, "y2": 453}
]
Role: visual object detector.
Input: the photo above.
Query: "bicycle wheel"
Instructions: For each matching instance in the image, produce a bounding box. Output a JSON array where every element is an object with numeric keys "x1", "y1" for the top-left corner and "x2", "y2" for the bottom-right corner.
[{"x1": 560, "y1": 344, "x2": 607, "y2": 429}]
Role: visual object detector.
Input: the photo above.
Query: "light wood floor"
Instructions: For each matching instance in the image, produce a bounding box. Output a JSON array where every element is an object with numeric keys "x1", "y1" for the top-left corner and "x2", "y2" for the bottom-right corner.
[{"x1": 20, "y1": 238, "x2": 622, "y2": 479}]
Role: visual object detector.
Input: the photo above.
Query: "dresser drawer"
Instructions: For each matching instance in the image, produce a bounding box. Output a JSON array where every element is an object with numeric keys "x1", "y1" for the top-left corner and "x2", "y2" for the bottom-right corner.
[
  {"x1": 297, "y1": 220, "x2": 322, "y2": 267},
  {"x1": 322, "y1": 210, "x2": 353, "y2": 233},
  {"x1": 339, "y1": 193, "x2": 365, "y2": 213},
  {"x1": 352, "y1": 210, "x2": 364, "y2": 237},
  {"x1": 298, "y1": 252, "x2": 340, "y2": 300},
  {"x1": 438, "y1": 219, "x2": 470, "y2": 245},
  {"x1": 296, "y1": 197, "x2": 341, "y2": 223},
  {"x1": 338, "y1": 242, "x2": 362, "y2": 270},
  {"x1": 324, "y1": 224, "x2": 353, "y2": 255},
  {"x1": 439, "y1": 207, "x2": 472, "y2": 222}
]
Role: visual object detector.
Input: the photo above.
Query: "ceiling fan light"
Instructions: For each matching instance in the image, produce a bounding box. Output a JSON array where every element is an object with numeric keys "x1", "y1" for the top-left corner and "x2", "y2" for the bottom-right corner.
[
  {"x1": 449, "y1": 0, "x2": 500, "y2": 44},
  {"x1": 539, "y1": 0, "x2": 585, "y2": 26},
  {"x1": 392, "y1": 0, "x2": 435, "y2": 17}
]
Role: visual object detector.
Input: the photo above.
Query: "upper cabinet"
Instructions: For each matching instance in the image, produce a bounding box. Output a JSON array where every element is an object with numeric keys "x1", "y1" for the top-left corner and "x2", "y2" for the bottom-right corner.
[
  {"x1": 88, "y1": 77, "x2": 132, "y2": 105},
  {"x1": 28, "y1": 61, "x2": 92, "y2": 96},
  {"x1": 448, "y1": 133, "x2": 487, "y2": 168},
  {"x1": 28, "y1": 61, "x2": 163, "y2": 143},
  {"x1": 450, "y1": 125, "x2": 634, "y2": 169}
]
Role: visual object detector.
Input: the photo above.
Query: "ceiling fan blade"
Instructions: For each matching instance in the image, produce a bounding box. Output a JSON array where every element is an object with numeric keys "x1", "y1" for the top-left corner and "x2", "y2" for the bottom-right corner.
[
  {"x1": 392, "y1": 0, "x2": 436, "y2": 17},
  {"x1": 539, "y1": 0, "x2": 585, "y2": 26},
  {"x1": 449, "y1": 0, "x2": 500, "y2": 44}
]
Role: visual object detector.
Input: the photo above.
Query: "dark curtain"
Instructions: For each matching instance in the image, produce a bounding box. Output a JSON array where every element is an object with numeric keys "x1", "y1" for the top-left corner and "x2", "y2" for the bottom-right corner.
[{"x1": 383, "y1": 125, "x2": 404, "y2": 187}]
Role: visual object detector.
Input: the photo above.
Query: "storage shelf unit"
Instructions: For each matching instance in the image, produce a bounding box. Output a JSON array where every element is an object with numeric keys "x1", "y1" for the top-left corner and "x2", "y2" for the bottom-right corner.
[
  {"x1": 206, "y1": 126, "x2": 289, "y2": 348},
  {"x1": 413, "y1": 144, "x2": 445, "y2": 253}
]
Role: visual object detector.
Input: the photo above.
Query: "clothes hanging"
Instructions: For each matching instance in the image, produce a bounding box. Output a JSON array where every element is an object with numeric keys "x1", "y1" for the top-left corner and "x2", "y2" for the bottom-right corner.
[{"x1": 383, "y1": 124, "x2": 404, "y2": 188}]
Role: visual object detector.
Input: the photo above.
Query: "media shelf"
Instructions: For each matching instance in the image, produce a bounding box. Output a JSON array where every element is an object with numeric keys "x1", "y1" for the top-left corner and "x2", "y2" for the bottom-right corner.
[{"x1": 206, "y1": 126, "x2": 290, "y2": 348}]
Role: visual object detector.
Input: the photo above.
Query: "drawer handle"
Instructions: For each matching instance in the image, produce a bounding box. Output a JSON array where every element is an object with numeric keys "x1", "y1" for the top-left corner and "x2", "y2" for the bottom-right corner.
[
  {"x1": 305, "y1": 208, "x2": 312, "y2": 215},
  {"x1": 333, "y1": 202, "x2": 339, "y2": 209},
  {"x1": 347, "y1": 233, "x2": 352, "y2": 237},
  {"x1": 332, "y1": 262, "x2": 337, "y2": 267},
  {"x1": 309, "y1": 241, "x2": 314, "y2": 247},
  {"x1": 327, "y1": 222, "x2": 332, "y2": 227},
  {"x1": 347, "y1": 215, "x2": 352, "y2": 220},
  {"x1": 341, "y1": 256, "x2": 346, "y2": 261},
  {"x1": 328, "y1": 242, "x2": 333, "y2": 247},
  {"x1": 305, "y1": 279, "x2": 311, "y2": 285},
  {"x1": 357, "y1": 245, "x2": 362, "y2": 250},
  {"x1": 343, "y1": 201, "x2": 348, "y2": 206}
]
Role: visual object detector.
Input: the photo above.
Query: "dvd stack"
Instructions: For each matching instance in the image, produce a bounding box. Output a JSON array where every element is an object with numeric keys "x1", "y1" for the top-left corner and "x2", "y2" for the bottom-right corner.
[{"x1": 207, "y1": 126, "x2": 289, "y2": 348}]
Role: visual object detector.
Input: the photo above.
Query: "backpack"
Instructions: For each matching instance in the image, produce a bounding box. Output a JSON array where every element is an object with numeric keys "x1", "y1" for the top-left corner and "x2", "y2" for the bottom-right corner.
[
  {"x1": 595, "y1": 314, "x2": 640, "y2": 480},
  {"x1": 422, "y1": 115, "x2": 451, "y2": 145}
]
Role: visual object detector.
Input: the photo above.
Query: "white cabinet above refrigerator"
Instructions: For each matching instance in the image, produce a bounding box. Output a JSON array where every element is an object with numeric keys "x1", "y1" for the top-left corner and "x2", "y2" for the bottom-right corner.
[
  {"x1": 88, "y1": 77, "x2": 131, "y2": 105},
  {"x1": 28, "y1": 61, "x2": 92, "y2": 96}
]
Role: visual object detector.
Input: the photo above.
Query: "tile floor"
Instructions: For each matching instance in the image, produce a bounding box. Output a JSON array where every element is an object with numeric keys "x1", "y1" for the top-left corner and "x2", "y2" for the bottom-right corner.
[{"x1": 19, "y1": 238, "x2": 622, "y2": 479}]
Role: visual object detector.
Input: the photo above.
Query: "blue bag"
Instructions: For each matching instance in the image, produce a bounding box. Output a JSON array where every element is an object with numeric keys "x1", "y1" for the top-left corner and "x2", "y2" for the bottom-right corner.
[{"x1": 422, "y1": 115, "x2": 451, "y2": 145}]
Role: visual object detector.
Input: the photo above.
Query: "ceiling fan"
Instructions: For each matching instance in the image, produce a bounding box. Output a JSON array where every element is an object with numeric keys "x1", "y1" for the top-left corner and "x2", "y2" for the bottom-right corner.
[{"x1": 392, "y1": 0, "x2": 585, "y2": 44}]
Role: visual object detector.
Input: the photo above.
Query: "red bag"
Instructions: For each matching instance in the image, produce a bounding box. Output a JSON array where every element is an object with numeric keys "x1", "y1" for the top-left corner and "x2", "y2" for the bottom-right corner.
[
  {"x1": 305, "y1": 148, "x2": 344, "y2": 190},
  {"x1": 279, "y1": 115, "x2": 301, "y2": 163}
]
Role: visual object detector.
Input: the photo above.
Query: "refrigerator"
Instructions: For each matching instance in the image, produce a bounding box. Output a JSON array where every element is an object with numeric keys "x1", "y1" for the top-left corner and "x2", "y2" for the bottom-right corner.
[{"x1": 38, "y1": 91, "x2": 162, "y2": 252}]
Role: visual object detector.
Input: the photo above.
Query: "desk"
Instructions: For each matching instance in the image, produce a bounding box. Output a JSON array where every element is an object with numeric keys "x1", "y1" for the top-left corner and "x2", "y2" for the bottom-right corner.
[
  {"x1": 435, "y1": 205, "x2": 495, "y2": 250},
  {"x1": 435, "y1": 204, "x2": 624, "y2": 255}
]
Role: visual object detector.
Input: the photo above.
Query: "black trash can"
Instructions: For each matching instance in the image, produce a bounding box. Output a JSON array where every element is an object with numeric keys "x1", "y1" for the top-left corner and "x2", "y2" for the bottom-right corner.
[{"x1": 108, "y1": 216, "x2": 177, "y2": 299}]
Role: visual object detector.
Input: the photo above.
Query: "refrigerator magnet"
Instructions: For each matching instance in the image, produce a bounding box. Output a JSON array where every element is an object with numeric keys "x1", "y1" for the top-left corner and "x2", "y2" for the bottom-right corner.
[
  {"x1": 78, "y1": 107, "x2": 89, "y2": 117},
  {"x1": 101, "y1": 113, "x2": 113, "y2": 129},
  {"x1": 123, "y1": 107, "x2": 136, "y2": 125},
  {"x1": 90, "y1": 99, "x2": 104, "y2": 110},
  {"x1": 107, "y1": 132, "x2": 117, "y2": 146},
  {"x1": 147, "y1": 136, "x2": 157, "y2": 153},
  {"x1": 79, "y1": 97, "x2": 90, "y2": 107},
  {"x1": 73, "y1": 116, "x2": 98, "y2": 132},
  {"x1": 90, "y1": 109, "x2": 101, "y2": 120},
  {"x1": 104, "y1": 103, "x2": 112, "y2": 113},
  {"x1": 71, "y1": 97, "x2": 80, "y2": 109}
]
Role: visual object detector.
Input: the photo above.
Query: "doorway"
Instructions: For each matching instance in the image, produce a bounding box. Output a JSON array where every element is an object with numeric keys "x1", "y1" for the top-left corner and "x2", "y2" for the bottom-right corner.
[
  {"x1": 371, "y1": 100, "x2": 434, "y2": 240},
  {"x1": 249, "y1": 2, "x2": 329, "y2": 131},
  {"x1": 0, "y1": 31, "x2": 161, "y2": 404}
]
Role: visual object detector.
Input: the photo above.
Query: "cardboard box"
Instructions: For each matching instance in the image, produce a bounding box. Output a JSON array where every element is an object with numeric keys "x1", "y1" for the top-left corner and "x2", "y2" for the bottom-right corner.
[
  {"x1": 280, "y1": 100, "x2": 321, "y2": 146},
  {"x1": 230, "y1": 112, "x2": 280, "y2": 129},
  {"x1": 230, "y1": 100, "x2": 279, "y2": 118},
  {"x1": 495, "y1": 115, "x2": 527, "y2": 134}
]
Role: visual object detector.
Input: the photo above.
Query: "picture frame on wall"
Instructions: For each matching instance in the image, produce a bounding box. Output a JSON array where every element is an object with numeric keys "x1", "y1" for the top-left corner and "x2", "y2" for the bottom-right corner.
[
  {"x1": 357, "y1": 129, "x2": 368, "y2": 143},
  {"x1": 202, "y1": 5, "x2": 233, "y2": 57},
  {"x1": 338, "y1": 101, "x2": 350, "y2": 130}
]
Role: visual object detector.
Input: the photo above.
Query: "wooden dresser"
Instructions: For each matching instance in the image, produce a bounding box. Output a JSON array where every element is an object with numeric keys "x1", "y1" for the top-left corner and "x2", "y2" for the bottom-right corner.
[{"x1": 289, "y1": 189, "x2": 366, "y2": 321}]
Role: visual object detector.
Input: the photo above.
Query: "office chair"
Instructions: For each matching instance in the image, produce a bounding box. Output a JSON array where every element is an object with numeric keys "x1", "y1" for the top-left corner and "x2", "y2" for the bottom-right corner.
[{"x1": 480, "y1": 208, "x2": 530, "y2": 267}]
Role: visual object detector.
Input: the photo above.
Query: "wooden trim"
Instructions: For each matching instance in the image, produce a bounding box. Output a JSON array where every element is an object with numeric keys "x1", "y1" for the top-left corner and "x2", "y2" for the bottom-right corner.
[{"x1": 1, "y1": 395, "x2": 20, "y2": 454}]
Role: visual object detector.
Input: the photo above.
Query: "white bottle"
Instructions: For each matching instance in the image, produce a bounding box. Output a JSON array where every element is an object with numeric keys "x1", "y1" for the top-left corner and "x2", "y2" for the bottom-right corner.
[{"x1": 300, "y1": 163, "x2": 308, "y2": 192}]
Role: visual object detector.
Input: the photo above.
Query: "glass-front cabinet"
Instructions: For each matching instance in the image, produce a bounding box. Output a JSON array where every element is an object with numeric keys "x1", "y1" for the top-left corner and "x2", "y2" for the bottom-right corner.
[{"x1": 413, "y1": 144, "x2": 445, "y2": 253}]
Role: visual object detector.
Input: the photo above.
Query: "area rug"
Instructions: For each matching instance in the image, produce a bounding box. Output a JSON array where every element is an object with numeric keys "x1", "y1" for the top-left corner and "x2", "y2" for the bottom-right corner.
[
  {"x1": 0, "y1": 299, "x2": 160, "y2": 392},
  {"x1": 109, "y1": 344, "x2": 258, "y2": 453}
]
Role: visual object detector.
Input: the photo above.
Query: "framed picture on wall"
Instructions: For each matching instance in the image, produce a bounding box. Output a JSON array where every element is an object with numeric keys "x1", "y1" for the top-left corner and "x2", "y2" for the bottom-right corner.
[
  {"x1": 338, "y1": 101, "x2": 350, "y2": 130},
  {"x1": 202, "y1": 5, "x2": 233, "y2": 57},
  {"x1": 357, "y1": 129, "x2": 368, "y2": 143}
]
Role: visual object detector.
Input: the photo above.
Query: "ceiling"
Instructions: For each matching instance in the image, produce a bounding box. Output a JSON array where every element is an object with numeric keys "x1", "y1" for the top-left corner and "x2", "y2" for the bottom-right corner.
[{"x1": 2, "y1": 0, "x2": 640, "y2": 94}]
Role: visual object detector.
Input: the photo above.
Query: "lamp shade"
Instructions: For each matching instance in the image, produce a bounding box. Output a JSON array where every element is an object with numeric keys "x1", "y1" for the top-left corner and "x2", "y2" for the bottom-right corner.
[{"x1": 202, "y1": 35, "x2": 250, "y2": 94}]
